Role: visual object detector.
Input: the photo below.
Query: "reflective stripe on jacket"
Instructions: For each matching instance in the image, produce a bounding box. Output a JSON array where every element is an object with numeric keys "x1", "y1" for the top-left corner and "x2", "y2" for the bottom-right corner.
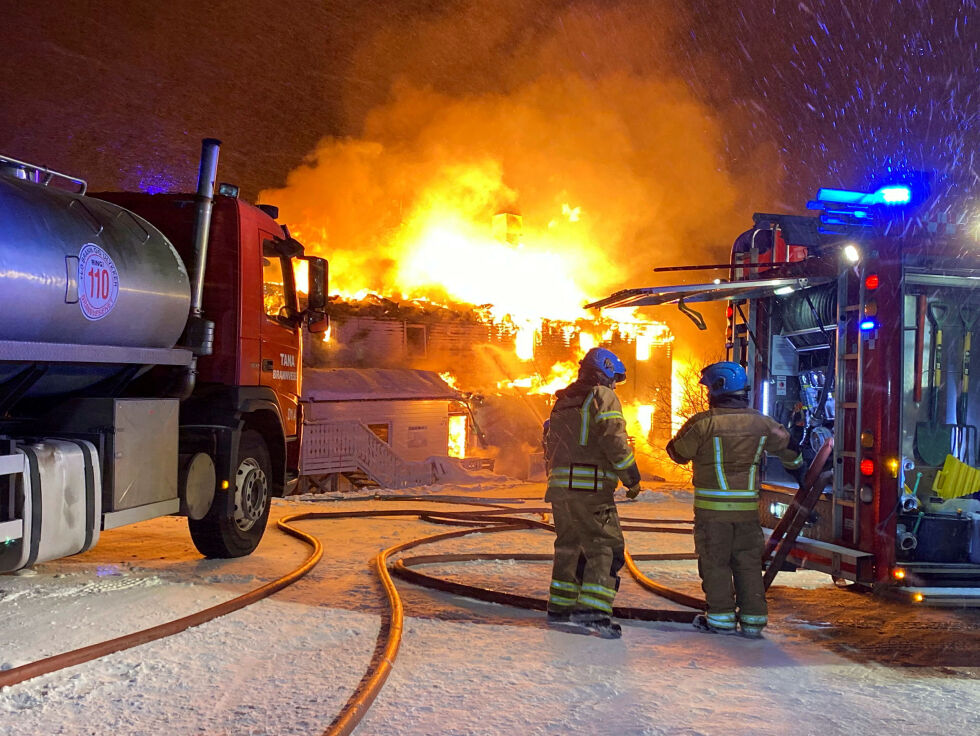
[
  {"x1": 544, "y1": 381, "x2": 641, "y2": 501},
  {"x1": 666, "y1": 407, "x2": 803, "y2": 512}
]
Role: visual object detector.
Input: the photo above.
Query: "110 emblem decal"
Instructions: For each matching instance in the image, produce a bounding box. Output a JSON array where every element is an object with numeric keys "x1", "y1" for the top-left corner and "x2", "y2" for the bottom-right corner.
[{"x1": 77, "y1": 243, "x2": 120, "y2": 320}]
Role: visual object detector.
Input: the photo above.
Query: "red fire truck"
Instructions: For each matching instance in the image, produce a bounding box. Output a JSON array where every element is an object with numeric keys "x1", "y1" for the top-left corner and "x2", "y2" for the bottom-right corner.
[
  {"x1": 591, "y1": 183, "x2": 980, "y2": 605},
  {"x1": 0, "y1": 139, "x2": 327, "y2": 572}
]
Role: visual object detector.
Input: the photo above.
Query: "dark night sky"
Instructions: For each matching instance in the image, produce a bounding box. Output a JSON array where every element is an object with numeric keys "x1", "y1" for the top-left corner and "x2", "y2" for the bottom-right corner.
[{"x1": 1, "y1": 0, "x2": 977, "y2": 209}]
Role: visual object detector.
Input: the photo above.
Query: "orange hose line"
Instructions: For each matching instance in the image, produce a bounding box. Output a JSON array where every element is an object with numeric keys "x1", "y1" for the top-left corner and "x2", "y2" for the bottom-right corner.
[
  {"x1": 315, "y1": 516, "x2": 527, "y2": 736},
  {"x1": 0, "y1": 515, "x2": 323, "y2": 690},
  {"x1": 624, "y1": 548, "x2": 706, "y2": 611},
  {"x1": 314, "y1": 504, "x2": 705, "y2": 735}
]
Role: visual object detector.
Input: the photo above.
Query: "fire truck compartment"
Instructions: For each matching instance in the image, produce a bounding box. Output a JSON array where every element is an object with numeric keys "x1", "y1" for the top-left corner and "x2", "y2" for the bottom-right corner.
[{"x1": 41, "y1": 398, "x2": 180, "y2": 515}]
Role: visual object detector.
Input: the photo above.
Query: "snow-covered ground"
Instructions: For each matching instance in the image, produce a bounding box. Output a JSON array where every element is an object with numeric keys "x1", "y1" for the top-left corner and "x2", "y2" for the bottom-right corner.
[{"x1": 1, "y1": 481, "x2": 978, "y2": 735}]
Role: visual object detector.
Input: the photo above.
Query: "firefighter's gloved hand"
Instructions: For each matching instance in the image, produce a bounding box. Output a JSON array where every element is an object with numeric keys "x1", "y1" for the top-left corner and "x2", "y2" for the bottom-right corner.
[{"x1": 625, "y1": 484, "x2": 642, "y2": 500}]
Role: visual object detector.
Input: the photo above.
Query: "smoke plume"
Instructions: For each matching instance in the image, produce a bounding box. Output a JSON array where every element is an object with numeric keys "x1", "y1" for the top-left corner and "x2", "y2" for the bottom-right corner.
[{"x1": 260, "y1": 0, "x2": 778, "y2": 329}]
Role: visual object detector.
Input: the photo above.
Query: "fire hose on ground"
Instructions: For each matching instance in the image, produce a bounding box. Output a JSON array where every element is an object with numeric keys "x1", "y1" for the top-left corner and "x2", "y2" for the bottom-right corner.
[
  {"x1": 286, "y1": 499, "x2": 703, "y2": 736},
  {"x1": 0, "y1": 495, "x2": 704, "y2": 736}
]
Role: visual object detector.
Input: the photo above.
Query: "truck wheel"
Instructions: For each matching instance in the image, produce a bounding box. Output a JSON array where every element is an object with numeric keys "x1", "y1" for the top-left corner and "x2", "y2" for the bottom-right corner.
[{"x1": 189, "y1": 430, "x2": 272, "y2": 558}]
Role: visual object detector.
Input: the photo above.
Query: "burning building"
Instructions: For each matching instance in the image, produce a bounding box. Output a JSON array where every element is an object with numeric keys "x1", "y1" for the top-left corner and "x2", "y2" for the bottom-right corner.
[
  {"x1": 259, "y1": 57, "x2": 747, "y2": 486},
  {"x1": 296, "y1": 205, "x2": 677, "y2": 484}
]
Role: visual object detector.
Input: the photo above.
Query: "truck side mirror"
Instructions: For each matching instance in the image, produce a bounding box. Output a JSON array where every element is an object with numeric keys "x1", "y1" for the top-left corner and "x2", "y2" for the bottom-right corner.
[
  {"x1": 305, "y1": 256, "x2": 328, "y2": 310},
  {"x1": 308, "y1": 312, "x2": 329, "y2": 334},
  {"x1": 302, "y1": 256, "x2": 329, "y2": 333}
]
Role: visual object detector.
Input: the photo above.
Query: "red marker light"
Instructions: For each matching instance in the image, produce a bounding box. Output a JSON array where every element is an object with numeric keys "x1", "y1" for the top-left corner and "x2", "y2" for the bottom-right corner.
[
  {"x1": 865, "y1": 274, "x2": 879, "y2": 290},
  {"x1": 860, "y1": 458, "x2": 875, "y2": 476},
  {"x1": 726, "y1": 305, "x2": 734, "y2": 319}
]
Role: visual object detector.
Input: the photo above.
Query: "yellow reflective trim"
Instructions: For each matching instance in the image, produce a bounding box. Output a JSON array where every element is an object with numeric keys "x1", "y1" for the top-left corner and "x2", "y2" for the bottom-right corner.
[
  {"x1": 707, "y1": 611, "x2": 736, "y2": 622},
  {"x1": 595, "y1": 411, "x2": 624, "y2": 421},
  {"x1": 612, "y1": 452, "x2": 635, "y2": 470},
  {"x1": 549, "y1": 593, "x2": 578, "y2": 606},
  {"x1": 713, "y1": 437, "x2": 729, "y2": 490},
  {"x1": 748, "y1": 436, "x2": 767, "y2": 490},
  {"x1": 694, "y1": 499, "x2": 759, "y2": 511},
  {"x1": 550, "y1": 466, "x2": 616, "y2": 478},
  {"x1": 784, "y1": 453, "x2": 805, "y2": 468},
  {"x1": 577, "y1": 595, "x2": 613, "y2": 613},
  {"x1": 548, "y1": 482, "x2": 604, "y2": 491},
  {"x1": 695, "y1": 489, "x2": 758, "y2": 498},
  {"x1": 581, "y1": 583, "x2": 616, "y2": 600},
  {"x1": 579, "y1": 389, "x2": 596, "y2": 446}
]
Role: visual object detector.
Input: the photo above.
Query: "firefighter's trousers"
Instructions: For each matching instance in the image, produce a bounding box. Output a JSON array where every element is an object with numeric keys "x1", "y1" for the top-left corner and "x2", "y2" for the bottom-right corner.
[
  {"x1": 693, "y1": 509, "x2": 768, "y2": 633},
  {"x1": 547, "y1": 495, "x2": 625, "y2": 616}
]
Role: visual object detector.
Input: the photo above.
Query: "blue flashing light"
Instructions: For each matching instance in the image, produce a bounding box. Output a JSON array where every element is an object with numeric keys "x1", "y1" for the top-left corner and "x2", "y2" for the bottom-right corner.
[
  {"x1": 859, "y1": 319, "x2": 877, "y2": 331},
  {"x1": 877, "y1": 185, "x2": 912, "y2": 205},
  {"x1": 814, "y1": 188, "x2": 866, "y2": 206},
  {"x1": 812, "y1": 184, "x2": 912, "y2": 208}
]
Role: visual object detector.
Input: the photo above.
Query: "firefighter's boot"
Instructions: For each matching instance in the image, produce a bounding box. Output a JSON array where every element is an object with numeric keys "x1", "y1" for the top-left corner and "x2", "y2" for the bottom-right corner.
[{"x1": 571, "y1": 610, "x2": 623, "y2": 639}]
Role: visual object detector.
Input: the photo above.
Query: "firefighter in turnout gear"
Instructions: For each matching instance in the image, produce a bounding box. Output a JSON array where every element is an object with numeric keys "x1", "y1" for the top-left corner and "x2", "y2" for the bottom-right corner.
[
  {"x1": 543, "y1": 347, "x2": 642, "y2": 639},
  {"x1": 666, "y1": 361, "x2": 804, "y2": 638}
]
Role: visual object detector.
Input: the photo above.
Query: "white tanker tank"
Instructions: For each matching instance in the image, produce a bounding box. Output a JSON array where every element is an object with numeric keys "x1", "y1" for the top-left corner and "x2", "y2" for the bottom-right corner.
[
  {"x1": 0, "y1": 159, "x2": 192, "y2": 396},
  {"x1": 0, "y1": 143, "x2": 224, "y2": 574}
]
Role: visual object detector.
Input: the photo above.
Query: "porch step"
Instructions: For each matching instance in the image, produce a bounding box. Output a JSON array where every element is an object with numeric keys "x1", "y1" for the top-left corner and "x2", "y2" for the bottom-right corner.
[{"x1": 343, "y1": 470, "x2": 380, "y2": 489}]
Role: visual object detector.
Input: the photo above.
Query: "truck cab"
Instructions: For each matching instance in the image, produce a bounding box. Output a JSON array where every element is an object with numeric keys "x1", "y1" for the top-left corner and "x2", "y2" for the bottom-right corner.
[{"x1": 93, "y1": 189, "x2": 327, "y2": 555}]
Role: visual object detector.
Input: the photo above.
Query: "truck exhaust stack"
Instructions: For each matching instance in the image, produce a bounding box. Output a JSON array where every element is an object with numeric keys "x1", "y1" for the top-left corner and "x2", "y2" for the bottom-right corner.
[{"x1": 190, "y1": 138, "x2": 221, "y2": 318}]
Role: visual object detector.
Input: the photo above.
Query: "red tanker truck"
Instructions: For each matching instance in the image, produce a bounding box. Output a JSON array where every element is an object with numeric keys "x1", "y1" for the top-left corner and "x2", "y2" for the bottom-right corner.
[{"x1": 0, "y1": 139, "x2": 327, "y2": 572}]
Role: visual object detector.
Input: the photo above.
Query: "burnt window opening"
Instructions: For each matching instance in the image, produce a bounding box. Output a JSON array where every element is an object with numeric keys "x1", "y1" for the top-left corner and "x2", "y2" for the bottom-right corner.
[
  {"x1": 367, "y1": 423, "x2": 390, "y2": 444},
  {"x1": 406, "y1": 324, "x2": 427, "y2": 358}
]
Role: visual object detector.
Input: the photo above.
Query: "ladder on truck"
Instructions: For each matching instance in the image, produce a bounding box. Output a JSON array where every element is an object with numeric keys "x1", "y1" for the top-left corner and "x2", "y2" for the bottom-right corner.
[
  {"x1": 834, "y1": 264, "x2": 867, "y2": 546},
  {"x1": 762, "y1": 438, "x2": 834, "y2": 589}
]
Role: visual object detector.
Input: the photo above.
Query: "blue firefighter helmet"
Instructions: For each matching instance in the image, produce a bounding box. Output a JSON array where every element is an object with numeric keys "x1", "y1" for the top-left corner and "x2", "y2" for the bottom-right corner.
[
  {"x1": 580, "y1": 347, "x2": 626, "y2": 385},
  {"x1": 699, "y1": 361, "x2": 748, "y2": 397}
]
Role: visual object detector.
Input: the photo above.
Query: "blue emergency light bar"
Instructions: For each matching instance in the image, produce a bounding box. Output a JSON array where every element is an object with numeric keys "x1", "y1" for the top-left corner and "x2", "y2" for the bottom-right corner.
[
  {"x1": 813, "y1": 184, "x2": 912, "y2": 207},
  {"x1": 807, "y1": 183, "x2": 915, "y2": 235}
]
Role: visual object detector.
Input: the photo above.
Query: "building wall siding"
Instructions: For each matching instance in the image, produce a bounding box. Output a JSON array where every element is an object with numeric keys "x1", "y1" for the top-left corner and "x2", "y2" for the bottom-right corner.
[{"x1": 304, "y1": 399, "x2": 449, "y2": 462}]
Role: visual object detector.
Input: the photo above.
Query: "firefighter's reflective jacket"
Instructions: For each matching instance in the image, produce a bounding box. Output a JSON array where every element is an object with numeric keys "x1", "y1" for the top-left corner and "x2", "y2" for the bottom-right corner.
[
  {"x1": 544, "y1": 380, "x2": 641, "y2": 503},
  {"x1": 666, "y1": 407, "x2": 803, "y2": 513}
]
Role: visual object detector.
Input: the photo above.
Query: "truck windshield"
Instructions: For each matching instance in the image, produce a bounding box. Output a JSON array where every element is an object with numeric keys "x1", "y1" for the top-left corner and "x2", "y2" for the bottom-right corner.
[{"x1": 262, "y1": 255, "x2": 288, "y2": 320}]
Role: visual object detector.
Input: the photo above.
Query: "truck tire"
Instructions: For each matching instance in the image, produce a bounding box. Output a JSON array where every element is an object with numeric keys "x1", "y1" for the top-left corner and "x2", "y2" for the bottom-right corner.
[{"x1": 188, "y1": 430, "x2": 272, "y2": 558}]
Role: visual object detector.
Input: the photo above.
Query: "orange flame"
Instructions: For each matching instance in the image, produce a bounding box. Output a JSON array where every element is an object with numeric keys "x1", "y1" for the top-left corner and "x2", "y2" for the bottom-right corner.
[{"x1": 448, "y1": 414, "x2": 467, "y2": 458}]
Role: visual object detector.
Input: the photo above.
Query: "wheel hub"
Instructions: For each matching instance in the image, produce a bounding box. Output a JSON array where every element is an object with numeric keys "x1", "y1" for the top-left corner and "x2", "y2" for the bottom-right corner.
[{"x1": 234, "y1": 457, "x2": 268, "y2": 532}]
